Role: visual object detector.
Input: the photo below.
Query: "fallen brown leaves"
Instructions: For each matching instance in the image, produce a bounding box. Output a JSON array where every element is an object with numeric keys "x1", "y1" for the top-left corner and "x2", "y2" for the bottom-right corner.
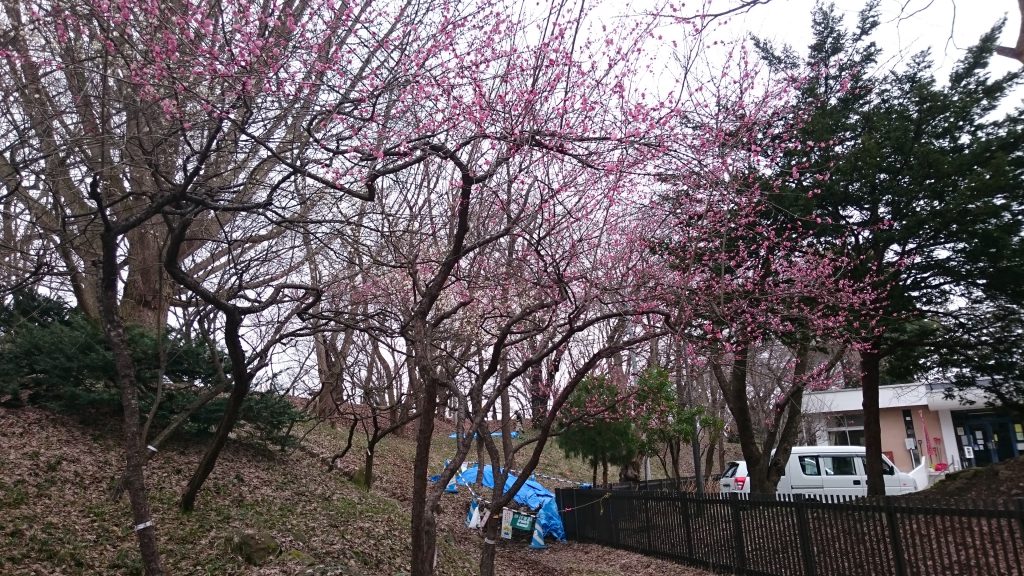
[
  {"x1": 0, "y1": 407, "x2": 720, "y2": 576},
  {"x1": 912, "y1": 456, "x2": 1024, "y2": 499},
  {"x1": 1, "y1": 407, "x2": 422, "y2": 575}
]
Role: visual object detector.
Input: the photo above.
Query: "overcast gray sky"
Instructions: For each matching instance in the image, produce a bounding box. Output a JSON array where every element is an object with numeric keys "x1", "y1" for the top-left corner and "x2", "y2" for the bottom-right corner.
[{"x1": 735, "y1": 0, "x2": 1023, "y2": 103}]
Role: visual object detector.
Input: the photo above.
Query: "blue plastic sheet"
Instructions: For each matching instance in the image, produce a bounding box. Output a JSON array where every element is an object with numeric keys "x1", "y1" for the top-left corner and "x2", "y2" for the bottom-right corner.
[{"x1": 445, "y1": 464, "x2": 565, "y2": 541}]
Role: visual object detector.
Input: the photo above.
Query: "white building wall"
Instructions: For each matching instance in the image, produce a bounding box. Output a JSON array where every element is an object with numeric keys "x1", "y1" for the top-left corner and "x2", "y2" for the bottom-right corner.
[
  {"x1": 937, "y1": 409, "x2": 961, "y2": 470},
  {"x1": 802, "y1": 382, "x2": 998, "y2": 471}
]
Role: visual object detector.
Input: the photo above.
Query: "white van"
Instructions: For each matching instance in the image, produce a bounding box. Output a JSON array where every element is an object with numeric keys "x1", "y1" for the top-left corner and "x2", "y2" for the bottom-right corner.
[{"x1": 719, "y1": 446, "x2": 918, "y2": 496}]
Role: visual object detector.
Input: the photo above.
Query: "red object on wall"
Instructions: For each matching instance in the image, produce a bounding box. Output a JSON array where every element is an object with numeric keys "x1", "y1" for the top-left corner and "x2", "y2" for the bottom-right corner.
[{"x1": 919, "y1": 409, "x2": 937, "y2": 459}]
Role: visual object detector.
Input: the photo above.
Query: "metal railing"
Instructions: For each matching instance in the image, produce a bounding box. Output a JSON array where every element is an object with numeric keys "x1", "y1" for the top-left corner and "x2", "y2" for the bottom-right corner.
[{"x1": 555, "y1": 489, "x2": 1024, "y2": 576}]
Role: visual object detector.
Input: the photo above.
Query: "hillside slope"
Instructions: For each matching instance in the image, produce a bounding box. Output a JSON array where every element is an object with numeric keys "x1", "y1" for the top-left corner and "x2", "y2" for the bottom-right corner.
[
  {"x1": 914, "y1": 456, "x2": 1024, "y2": 499},
  {"x1": 0, "y1": 407, "x2": 712, "y2": 576}
]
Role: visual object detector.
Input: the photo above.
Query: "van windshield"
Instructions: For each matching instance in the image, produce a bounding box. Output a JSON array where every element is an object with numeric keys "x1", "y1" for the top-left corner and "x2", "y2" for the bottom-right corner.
[
  {"x1": 858, "y1": 456, "x2": 896, "y2": 475},
  {"x1": 881, "y1": 459, "x2": 895, "y2": 475}
]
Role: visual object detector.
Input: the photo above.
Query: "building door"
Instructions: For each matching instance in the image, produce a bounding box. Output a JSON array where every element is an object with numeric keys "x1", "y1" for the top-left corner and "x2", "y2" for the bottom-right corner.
[
  {"x1": 968, "y1": 424, "x2": 995, "y2": 466},
  {"x1": 956, "y1": 417, "x2": 1022, "y2": 467},
  {"x1": 992, "y1": 421, "x2": 1016, "y2": 463},
  {"x1": 950, "y1": 409, "x2": 1024, "y2": 463}
]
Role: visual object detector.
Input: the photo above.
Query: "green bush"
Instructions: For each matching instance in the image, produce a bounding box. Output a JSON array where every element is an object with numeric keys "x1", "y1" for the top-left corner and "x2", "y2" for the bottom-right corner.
[
  {"x1": 557, "y1": 376, "x2": 640, "y2": 476},
  {"x1": 0, "y1": 290, "x2": 304, "y2": 449},
  {"x1": 240, "y1": 393, "x2": 305, "y2": 449},
  {"x1": 0, "y1": 291, "x2": 120, "y2": 417}
]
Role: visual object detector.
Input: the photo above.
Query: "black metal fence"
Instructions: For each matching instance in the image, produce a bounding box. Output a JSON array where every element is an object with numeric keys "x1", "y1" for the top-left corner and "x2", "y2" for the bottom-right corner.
[{"x1": 555, "y1": 489, "x2": 1024, "y2": 576}]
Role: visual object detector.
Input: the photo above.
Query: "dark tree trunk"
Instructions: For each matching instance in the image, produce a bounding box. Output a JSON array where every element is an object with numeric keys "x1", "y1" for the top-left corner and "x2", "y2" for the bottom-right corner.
[
  {"x1": 656, "y1": 450, "x2": 670, "y2": 479},
  {"x1": 471, "y1": 386, "x2": 485, "y2": 480},
  {"x1": 437, "y1": 386, "x2": 450, "y2": 420},
  {"x1": 717, "y1": 433, "x2": 725, "y2": 474},
  {"x1": 690, "y1": 425, "x2": 704, "y2": 495},
  {"x1": 410, "y1": 371, "x2": 439, "y2": 576},
  {"x1": 475, "y1": 439, "x2": 484, "y2": 485},
  {"x1": 478, "y1": 516, "x2": 500, "y2": 576},
  {"x1": 163, "y1": 217, "x2": 270, "y2": 512},
  {"x1": 687, "y1": 369, "x2": 703, "y2": 495},
  {"x1": 110, "y1": 381, "x2": 227, "y2": 502},
  {"x1": 477, "y1": 420, "x2": 506, "y2": 576},
  {"x1": 703, "y1": 428, "x2": 719, "y2": 480},
  {"x1": 762, "y1": 386, "x2": 807, "y2": 492},
  {"x1": 180, "y1": 313, "x2": 250, "y2": 512},
  {"x1": 527, "y1": 363, "x2": 547, "y2": 428},
  {"x1": 668, "y1": 439, "x2": 680, "y2": 479},
  {"x1": 99, "y1": 231, "x2": 164, "y2": 575},
  {"x1": 756, "y1": 346, "x2": 812, "y2": 494},
  {"x1": 673, "y1": 340, "x2": 688, "y2": 483},
  {"x1": 713, "y1": 345, "x2": 771, "y2": 493},
  {"x1": 364, "y1": 445, "x2": 376, "y2": 489},
  {"x1": 862, "y1": 348, "x2": 885, "y2": 496},
  {"x1": 746, "y1": 460, "x2": 772, "y2": 494},
  {"x1": 120, "y1": 225, "x2": 170, "y2": 333},
  {"x1": 310, "y1": 333, "x2": 344, "y2": 422},
  {"x1": 716, "y1": 339, "x2": 818, "y2": 495},
  {"x1": 525, "y1": 345, "x2": 565, "y2": 428},
  {"x1": 499, "y1": 363, "x2": 515, "y2": 470},
  {"x1": 397, "y1": 374, "x2": 417, "y2": 438},
  {"x1": 619, "y1": 458, "x2": 641, "y2": 483}
]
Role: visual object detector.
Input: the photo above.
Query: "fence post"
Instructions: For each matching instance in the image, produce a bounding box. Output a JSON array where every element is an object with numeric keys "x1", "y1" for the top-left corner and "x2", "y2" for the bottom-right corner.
[
  {"x1": 606, "y1": 491, "x2": 617, "y2": 547},
  {"x1": 559, "y1": 489, "x2": 570, "y2": 539},
  {"x1": 884, "y1": 496, "x2": 907, "y2": 576},
  {"x1": 682, "y1": 493, "x2": 695, "y2": 560},
  {"x1": 730, "y1": 492, "x2": 746, "y2": 574},
  {"x1": 794, "y1": 495, "x2": 817, "y2": 576},
  {"x1": 573, "y1": 489, "x2": 580, "y2": 540},
  {"x1": 1015, "y1": 498, "x2": 1024, "y2": 564},
  {"x1": 565, "y1": 489, "x2": 573, "y2": 538},
  {"x1": 1016, "y1": 498, "x2": 1024, "y2": 538},
  {"x1": 555, "y1": 489, "x2": 563, "y2": 536},
  {"x1": 642, "y1": 494, "x2": 654, "y2": 553}
]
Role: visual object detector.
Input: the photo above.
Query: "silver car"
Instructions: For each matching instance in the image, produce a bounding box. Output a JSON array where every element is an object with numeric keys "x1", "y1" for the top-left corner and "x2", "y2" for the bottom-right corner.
[{"x1": 719, "y1": 460, "x2": 750, "y2": 493}]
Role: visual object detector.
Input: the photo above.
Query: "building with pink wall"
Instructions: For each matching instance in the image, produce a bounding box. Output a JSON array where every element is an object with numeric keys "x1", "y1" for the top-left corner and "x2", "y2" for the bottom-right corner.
[{"x1": 803, "y1": 382, "x2": 1024, "y2": 473}]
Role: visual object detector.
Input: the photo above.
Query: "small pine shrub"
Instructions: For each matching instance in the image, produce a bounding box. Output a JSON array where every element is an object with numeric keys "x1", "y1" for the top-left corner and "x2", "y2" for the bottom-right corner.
[{"x1": 0, "y1": 290, "x2": 304, "y2": 449}]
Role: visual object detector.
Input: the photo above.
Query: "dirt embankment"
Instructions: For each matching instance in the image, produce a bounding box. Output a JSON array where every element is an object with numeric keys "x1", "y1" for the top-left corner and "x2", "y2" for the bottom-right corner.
[
  {"x1": 911, "y1": 456, "x2": 1024, "y2": 499},
  {"x1": 0, "y1": 406, "x2": 717, "y2": 576}
]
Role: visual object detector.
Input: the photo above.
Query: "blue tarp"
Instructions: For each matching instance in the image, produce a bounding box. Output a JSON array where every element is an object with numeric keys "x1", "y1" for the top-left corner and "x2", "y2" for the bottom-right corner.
[{"x1": 447, "y1": 465, "x2": 565, "y2": 541}]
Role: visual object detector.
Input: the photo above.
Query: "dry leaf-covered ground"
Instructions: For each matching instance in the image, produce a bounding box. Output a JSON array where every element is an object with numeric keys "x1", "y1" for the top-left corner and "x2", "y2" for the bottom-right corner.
[
  {"x1": 910, "y1": 456, "x2": 1024, "y2": 499},
  {"x1": 0, "y1": 407, "x2": 718, "y2": 575}
]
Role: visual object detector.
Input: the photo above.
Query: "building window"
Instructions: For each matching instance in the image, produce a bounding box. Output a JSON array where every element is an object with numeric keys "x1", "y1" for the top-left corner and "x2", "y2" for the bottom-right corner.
[{"x1": 826, "y1": 414, "x2": 865, "y2": 446}]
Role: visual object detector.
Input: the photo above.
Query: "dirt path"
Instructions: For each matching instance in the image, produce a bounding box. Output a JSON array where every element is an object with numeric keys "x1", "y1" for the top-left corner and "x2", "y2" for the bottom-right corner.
[{"x1": 497, "y1": 540, "x2": 718, "y2": 576}]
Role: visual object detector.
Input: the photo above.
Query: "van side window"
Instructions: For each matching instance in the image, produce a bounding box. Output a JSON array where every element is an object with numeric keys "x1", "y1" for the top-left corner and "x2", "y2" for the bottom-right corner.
[
  {"x1": 798, "y1": 455, "x2": 820, "y2": 476},
  {"x1": 821, "y1": 456, "x2": 857, "y2": 476}
]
